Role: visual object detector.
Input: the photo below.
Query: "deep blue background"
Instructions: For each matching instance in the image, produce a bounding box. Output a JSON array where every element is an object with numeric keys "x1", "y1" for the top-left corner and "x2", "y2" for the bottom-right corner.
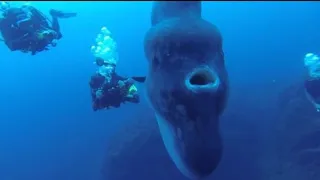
[{"x1": 0, "y1": 2, "x2": 319, "y2": 180}]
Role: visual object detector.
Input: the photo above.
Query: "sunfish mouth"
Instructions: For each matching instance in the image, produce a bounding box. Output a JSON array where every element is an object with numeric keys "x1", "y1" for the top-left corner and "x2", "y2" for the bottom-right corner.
[{"x1": 185, "y1": 67, "x2": 220, "y2": 92}]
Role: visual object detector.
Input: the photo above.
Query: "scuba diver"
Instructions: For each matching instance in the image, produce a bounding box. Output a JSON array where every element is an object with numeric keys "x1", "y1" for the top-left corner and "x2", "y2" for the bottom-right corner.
[
  {"x1": 304, "y1": 53, "x2": 320, "y2": 112},
  {"x1": 89, "y1": 60, "x2": 146, "y2": 111},
  {"x1": 0, "y1": 1, "x2": 77, "y2": 55},
  {"x1": 89, "y1": 26, "x2": 146, "y2": 111}
]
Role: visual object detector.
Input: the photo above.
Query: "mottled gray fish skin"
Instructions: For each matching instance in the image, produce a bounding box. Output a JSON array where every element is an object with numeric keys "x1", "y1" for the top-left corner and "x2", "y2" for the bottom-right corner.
[{"x1": 143, "y1": 1, "x2": 229, "y2": 179}]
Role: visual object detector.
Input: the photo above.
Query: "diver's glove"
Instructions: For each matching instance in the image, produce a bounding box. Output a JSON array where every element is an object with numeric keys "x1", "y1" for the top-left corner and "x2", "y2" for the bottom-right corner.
[
  {"x1": 124, "y1": 94, "x2": 140, "y2": 103},
  {"x1": 117, "y1": 79, "x2": 134, "y2": 97}
]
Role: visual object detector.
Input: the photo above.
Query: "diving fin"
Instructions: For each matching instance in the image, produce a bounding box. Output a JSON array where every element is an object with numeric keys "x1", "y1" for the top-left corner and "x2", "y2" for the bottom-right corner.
[
  {"x1": 131, "y1": 76, "x2": 146, "y2": 83},
  {"x1": 50, "y1": 9, "x2": 77, "y2": 18}
]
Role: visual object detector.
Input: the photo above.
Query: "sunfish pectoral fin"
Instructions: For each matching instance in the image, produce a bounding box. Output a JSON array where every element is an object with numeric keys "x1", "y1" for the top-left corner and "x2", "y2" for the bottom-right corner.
[{"x1": 151, "y1": 1, "x2": 202, "y2": 26}]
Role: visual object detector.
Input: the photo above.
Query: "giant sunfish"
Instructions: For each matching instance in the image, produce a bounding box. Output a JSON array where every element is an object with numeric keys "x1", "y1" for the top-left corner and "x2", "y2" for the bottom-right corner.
[{"x1": 143, "y1": 1, "x2": 229, "y2": 179}]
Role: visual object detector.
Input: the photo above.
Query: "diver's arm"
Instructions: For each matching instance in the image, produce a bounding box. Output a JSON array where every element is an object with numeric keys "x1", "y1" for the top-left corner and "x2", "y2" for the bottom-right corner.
[
  {"x1": 131, "y1": 76, "x2": 146, "y2": 83},
  {"x1": 115, "y1": 73, "x2": 146, "y2": 83},
  {"x1": 114, "y1": 74, "x2": 128, "y2": 81}
]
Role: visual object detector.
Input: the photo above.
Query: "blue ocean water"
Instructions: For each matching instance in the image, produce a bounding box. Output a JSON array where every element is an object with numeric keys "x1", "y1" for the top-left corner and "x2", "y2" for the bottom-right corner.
[{"x1": 0, "y1": 1, "x2": 319, "y2": 180}]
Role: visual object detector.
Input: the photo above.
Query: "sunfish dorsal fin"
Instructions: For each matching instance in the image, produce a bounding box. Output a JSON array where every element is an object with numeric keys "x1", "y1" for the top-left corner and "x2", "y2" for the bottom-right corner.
[{"x1": 151, "y1": 1, "x2": 202, "y2": 26}]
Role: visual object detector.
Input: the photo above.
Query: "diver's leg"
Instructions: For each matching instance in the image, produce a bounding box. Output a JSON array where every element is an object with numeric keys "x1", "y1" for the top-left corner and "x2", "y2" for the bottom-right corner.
[
  {"x1": 49, "y1": 9, "x2": 77, "y2": 39},
  {"x1": 49, "y1": 9, "x2": 77, "y2": 18},
  {"x1": 49, "y1": 14, "x2": 62, "y2": 39}
]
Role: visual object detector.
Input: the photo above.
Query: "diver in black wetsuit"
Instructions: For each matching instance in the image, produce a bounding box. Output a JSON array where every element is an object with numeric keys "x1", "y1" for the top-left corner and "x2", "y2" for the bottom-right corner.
[
  {"x1": 89, "y1": 58, "x2": 146, "y2": 111},
  {"x1": 304, "y1": 53, "x2": 320, "y2": 111},
  {"x1": 0, "y1": 2, "x2": 76, "y2": 55},
  {"x1": 304, "y1": 78, "x2": 320, "y2": 112},
  {"x1": 305, "y1": 80, "x2": 320, "y2": 101}
]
